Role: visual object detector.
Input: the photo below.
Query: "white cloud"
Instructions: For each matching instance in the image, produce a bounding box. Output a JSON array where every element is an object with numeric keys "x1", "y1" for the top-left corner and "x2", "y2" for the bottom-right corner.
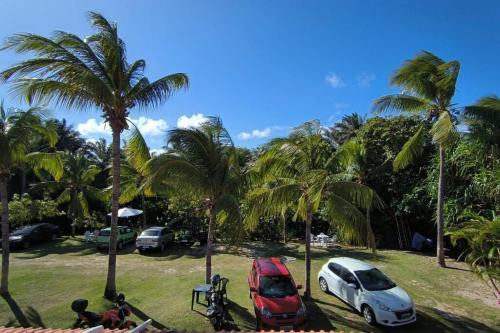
[
  {"x1": 238, "y1": 128, "x2": 272, "y2": 140},
  {"x1": 77, "y1": 118, "x2": 108, "y2": 136},
  {"x1": 150, "y1": 148, "x2": 166, "y2": 156},
  {"x1": 325, "y1": 72, "x2": 346, "y2": 88},
  {"x1": 177, "y1": 113, "x2": 209, "y2": 129},
  {"x1": 77, "y1": 117, "x2": 168, "y2": 137},
  {"x1": 356, "y1": 72, "x2": 376, "y2": 88},
  {"x1": 129, "y1": 116, "x2": 168, "y2": 136}
]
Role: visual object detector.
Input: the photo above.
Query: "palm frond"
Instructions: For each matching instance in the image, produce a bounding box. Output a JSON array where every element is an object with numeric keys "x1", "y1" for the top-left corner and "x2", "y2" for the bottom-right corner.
[
  {"x1": 128, "y1": 73, "x2": 189, "y2": 109},
  {"x1": 393, "y1": 125, "x2": 426, "y2": 171},
  {"x1": 25, "y1": 152, "x2": 64, "y2": 180},
  {"x1": 430, "y1": 111, "x2": 454, "y2": 144},
  {"x1": 373, "y1": 94, "x2": 431, "y2": 114},
  {"x1": 124, "y1": 124, "x2": 151, "y2": 171},
  {"x1": 324, "y1": 194, "x2": 366, "y2": 245},
  {"x1": 328, "y1": 181, "x2": 384, "y2": 211}
]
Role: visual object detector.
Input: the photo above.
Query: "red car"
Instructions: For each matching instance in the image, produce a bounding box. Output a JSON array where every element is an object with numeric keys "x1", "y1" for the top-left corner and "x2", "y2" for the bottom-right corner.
[{"x1": 249, "y1": 257, "x2": 306, "y2": 330}]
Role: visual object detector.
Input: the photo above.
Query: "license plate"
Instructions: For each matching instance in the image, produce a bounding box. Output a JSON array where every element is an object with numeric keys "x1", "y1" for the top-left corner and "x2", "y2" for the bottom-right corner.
[
  {"x1": 400, "y1": 312, "x2": 411, "y2": 319},
  {"x1": 279, "y1": 326, "x2": 293, "y2": 331}
]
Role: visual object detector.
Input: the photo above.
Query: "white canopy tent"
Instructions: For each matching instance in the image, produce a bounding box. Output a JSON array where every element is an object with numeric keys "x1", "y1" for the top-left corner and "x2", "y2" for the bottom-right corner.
[{"x1": 107, "y1": 207, "x2": 143, "y2": 218}]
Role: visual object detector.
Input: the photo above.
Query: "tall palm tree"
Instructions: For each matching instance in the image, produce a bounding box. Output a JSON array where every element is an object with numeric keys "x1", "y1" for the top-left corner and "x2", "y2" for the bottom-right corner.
[
  {"x1": 373, "y1": 51, "x2": 460, "y2": 267},
  {"x1": 328, "y1": 113, "x2": 365, "y2": 146},
  {"x1": 0, "y1": 103, "x2": 62, "y2": 294},
  {"x1": 34, "y1": 152, "x2": 104, "y2": 236},
  {"x1": 464, "y1": 95, "x2": 500, "y2": 154},
  {"x1": 334, "y1": 139, "x2": 387, "y2": 253},
  {"x1": 146, "y1": 117, "x2": 242, "y2": 283},
  {"x1": 245, "y1": 121, "x2": 383, "y2": 298},
  {"x1": 1, "y1": 12, "x2": 189, "y2": 297}
]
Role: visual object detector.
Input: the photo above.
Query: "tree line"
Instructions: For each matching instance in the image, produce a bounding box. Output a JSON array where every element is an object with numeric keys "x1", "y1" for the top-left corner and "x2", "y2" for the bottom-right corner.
[{"x1": 0, "y1": 12, "x2": 498, "y2": 300}]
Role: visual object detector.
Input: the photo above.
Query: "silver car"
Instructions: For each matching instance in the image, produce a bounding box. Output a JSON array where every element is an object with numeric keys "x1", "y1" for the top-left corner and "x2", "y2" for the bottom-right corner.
[{"x1": 136, "y1": 226, "x2": 174, "y2": 253}]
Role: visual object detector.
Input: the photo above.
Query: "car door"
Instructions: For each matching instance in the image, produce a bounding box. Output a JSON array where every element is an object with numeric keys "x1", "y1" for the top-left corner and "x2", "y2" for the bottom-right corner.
[
  {"x1": 166, "y1": 228, "x2": 174, "y2": 243},
  {"x1": 339, "y1": 267, "x2": 360, "y2": 308},
  {"x1": 126, "y1": 228, "x2": 134, "y2": 243},
  {"x1": 31, "y1": 226, "x2": 43, "y2": 243},
  {"x1": 325, "y1": 263, "x2": 343, "y2": 296}
]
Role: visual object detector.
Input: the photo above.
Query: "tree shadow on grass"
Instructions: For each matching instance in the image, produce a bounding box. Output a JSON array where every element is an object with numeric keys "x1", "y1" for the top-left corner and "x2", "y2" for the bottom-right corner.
[
  {"x1": 1, "y1": 293, "x2": 45, "y2": 328},
  {"x1": 126, "y1": 301, "x2": 170, "y2": 330},
  {"x1": 223, "y1": 299, "x2": 255, "y2": 331},
  {"x1": 148, "y1": 245, "x2": 206, "y2": 261},
  {"x1": 302, "y1": 297, "x2": 336, "y2": 331},
  {"x1": 224, "y1": 241, "x2": 388, "y2": 264},
  {"x1": 14, "y1": 237, "x2": 98, "y2": 259}
]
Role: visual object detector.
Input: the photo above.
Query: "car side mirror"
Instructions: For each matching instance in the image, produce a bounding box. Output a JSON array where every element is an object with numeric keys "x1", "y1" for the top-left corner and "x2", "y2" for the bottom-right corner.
[
  {"x1": 296, "y1": 284, "x2": 303, "y2": 290},
  {"x1": 347, "y1": 283, "x2": 358, "y2": 289},
  {"x1": 250, "y1": 287, "x2": 257, "y2": 293}
]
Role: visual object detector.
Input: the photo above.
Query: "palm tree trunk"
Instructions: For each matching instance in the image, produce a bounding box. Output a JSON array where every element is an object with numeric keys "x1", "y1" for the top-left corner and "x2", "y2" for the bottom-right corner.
[
  {"x1": 304, "y1": 210, "x2": 312, "y2": 299},
  {"x1": 436, "y1": 145, "x2": 446, "y2": 267},
  {"x1": 105, "y1": 129, "x2": 121, "y2": 299},
  {"x1": 367, "y1": 207, "x2": 377, "y2": 254},
  {"x1": 141, "y1": 193, "x2": 147, "y2": 229},
  {"x1": 205, "y1": 208, "x2": 216, "y2": 284},
  {"x1": 1, "y1": 179, "x2": 10, "y2": 294}
]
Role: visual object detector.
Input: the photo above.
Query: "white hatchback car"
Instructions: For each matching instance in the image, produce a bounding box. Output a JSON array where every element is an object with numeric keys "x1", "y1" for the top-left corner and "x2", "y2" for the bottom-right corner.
[{"x1": 318, "y1": 257, "x2": 416, "y2": 327}]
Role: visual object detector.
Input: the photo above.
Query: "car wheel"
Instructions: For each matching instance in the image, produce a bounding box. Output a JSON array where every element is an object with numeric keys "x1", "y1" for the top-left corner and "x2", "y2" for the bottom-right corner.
[
  {"x1": 23, "y1": 241, "x2": 31, "y2": 249},
  {"x1": 362, "y1": 305, "x2": 376, "y2": 325},
  {"x1": 117, "y1": 242, "x2": 123, "y2": 250},
  {"x1": 319, "y1": 277, "x2": 329, "y2": 293}
]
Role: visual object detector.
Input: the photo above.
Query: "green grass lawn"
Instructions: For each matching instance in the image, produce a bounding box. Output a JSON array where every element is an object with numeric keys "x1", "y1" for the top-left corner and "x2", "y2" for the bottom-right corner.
[{"x1": 0, "y1": 237, "x2": 498, "y2": 332}]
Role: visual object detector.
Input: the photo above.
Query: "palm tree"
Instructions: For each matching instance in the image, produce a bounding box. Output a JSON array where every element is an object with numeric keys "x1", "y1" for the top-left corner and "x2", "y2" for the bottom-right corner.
[
  {"x1": 373, "y1": 51, "x2": 460, "y2": 267},
  {"x1": 86, "y1": 138, "x2": 112, "y2": 169},
  {"x1": 119, "y1": 126, "x2": 156, "y2": 229},
  {"x1": 35, "y1": 152, "x2": 104, "y2": 236},
  {"x1": 335, "y1": 139, "x2": 387, "y2": 253},
  {"x1": 464, "y1": 95, "x2": 500, "y2": 154},
  {"x1": 0, "y1": 103, "x2": 62, "y2": 294},
  {"x1": 328, "y1": 113, "x2": 365, "y2": 146},
  {"x1": 146, "y1": 117, "x2": 242, "y2": 283},
  {"x1": 245, "y1": 121, "x2": 383, "y2": 298},
  {"x1": 1, "y1": 12, "x2": 189, "y2": 298}
]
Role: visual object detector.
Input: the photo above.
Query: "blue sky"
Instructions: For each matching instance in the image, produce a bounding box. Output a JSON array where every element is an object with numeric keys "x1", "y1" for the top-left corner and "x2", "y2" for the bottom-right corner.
[{"x1": 0, "y1": 0, "x2": 499, "y2": 151}]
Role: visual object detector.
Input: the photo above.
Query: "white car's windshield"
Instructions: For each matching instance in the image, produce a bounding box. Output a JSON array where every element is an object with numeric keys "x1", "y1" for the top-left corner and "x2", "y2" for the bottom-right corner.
[{"x1": 355, "y1": 268, "x2": 396, "y2": 291}]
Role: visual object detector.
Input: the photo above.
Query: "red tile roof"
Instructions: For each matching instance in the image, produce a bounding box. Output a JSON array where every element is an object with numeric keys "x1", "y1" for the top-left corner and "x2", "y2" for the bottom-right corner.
[{"x1": 0, "y1": 328, "x2": 345, "y2": 333}]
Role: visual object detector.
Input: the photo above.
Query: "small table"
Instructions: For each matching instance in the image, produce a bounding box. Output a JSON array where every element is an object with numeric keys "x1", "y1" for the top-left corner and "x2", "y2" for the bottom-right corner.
[{"x1": 191, "y1": 283, "x2": 211, "y2": 310}]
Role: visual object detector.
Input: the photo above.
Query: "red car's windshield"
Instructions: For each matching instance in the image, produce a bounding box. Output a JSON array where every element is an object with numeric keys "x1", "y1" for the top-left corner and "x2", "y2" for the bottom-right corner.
[{"x1": 259, "y1": 275, "x2": 296, "y2": 298}]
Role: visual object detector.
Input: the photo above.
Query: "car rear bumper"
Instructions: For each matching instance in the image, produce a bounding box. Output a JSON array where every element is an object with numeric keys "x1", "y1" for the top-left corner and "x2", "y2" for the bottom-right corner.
[
  {"x1": 374, "y1": 307, "x2": 416, "y2": 326},
  {"x1": 136, "y1": 243, "x2": 160, "y2": 250}
]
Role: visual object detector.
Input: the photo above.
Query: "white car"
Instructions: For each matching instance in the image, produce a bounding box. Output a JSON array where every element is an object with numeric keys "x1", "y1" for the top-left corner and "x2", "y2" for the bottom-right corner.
[{"x1": 317, "y1": 257, "x2": 416, "y2": 327}]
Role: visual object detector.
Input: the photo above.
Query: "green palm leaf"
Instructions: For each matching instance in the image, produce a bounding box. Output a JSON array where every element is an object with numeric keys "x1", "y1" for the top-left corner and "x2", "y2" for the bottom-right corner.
[{"x1": 393, "y1": 125, "x2": 426, "y2": 171}]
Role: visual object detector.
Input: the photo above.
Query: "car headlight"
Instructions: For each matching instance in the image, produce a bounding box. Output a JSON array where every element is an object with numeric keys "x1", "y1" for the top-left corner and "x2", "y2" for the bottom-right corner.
[
  {"x1": 297, "y1": 303, "x2": 306, "y2": 317},
  {"x1": 9, "y1": 236, "x2": 23, "y2": 241},
  {"x1": 377, "y1": 301, "x2": 392, "y2": 312},
  {"x1": 261, "y1": 307, "x2": 273, "y2": 319}
]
